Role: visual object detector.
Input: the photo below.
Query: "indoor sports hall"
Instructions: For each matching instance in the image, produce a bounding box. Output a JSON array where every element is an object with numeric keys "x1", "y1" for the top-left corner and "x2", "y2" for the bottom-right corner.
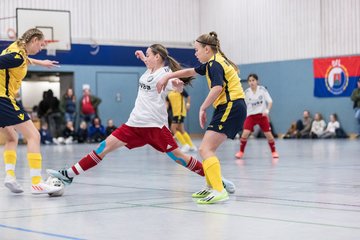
[{"x1": 0, "y1": 1, "x2": 359, "y2": 239}]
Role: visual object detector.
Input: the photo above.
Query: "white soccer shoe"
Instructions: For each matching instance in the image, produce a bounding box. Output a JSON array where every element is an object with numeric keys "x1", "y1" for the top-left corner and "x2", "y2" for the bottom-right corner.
[
  {"x1": 4, "y1": 175, "x2": 24, "y2": 194},
  {"x1": 31, "y1": 181, "x2": 63, "y2": 195},
  {"x1": 222, "y1": 177, "x2": 236, "y2": 194}
]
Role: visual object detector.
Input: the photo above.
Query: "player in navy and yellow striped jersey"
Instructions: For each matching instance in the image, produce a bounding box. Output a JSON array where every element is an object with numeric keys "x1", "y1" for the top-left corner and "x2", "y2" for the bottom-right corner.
[
  {"x1": 0, "y1": 28, "x2": 61, "y2": 194},
  {"x1": 167, "y1": 89, "x2": 197, "y2": 152},
  {"x1": 157, "y1": 31, "x2": 246, "y2": 204}
]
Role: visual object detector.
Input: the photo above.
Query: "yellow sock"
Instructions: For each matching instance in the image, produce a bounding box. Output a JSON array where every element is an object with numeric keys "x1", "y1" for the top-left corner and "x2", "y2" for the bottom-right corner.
[
  {"x1": 205, "y1": 173, "x2": 211, "y2": 187},
  {"x1": 27, "y1": 153, "x2": 42, "y2": 184},
  {"x1": 203, "y1": 156, "x2": 224, "y2": 192},
  {"x1": 182, "y1": 132, "x2": 194, "y2": 147},
  {"x1": 174, "y1": 131, "x2": 187, "y2": 145},
  {"x1": 4, "y1": 150, "x2": 17, "y2": 177}
]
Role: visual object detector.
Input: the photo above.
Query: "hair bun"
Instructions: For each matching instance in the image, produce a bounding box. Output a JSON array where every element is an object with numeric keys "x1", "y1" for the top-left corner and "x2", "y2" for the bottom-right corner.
[{"x1": 209, "y1": 31, "x2": 218, "y2": 38}]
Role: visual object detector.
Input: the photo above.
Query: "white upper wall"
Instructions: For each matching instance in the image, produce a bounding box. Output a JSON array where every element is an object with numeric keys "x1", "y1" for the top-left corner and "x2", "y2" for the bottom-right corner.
[
  {"x1": 0, "y1": 0, "x2": 200, "y2": 47},
  {"x1": 200, "y1": 0, "x2": 360, "y2": 64},
  {"x1": 1, "y1": 0, "x2": 359, "y2": 63}
]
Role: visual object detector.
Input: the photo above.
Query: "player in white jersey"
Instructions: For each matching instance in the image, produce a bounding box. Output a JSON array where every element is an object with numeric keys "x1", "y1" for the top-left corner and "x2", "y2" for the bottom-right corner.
[
  {"x1": 47, "y1": 44, "x2": 235, "y2": 196},
  {"x1": 235, "y1": 74, "x2": 279, "y2": 159}
]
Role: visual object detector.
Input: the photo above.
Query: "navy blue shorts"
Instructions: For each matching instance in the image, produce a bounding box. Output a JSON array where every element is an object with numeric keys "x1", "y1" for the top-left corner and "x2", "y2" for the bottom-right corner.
[
  {"x1": 171, "y1": 115, "x2": 185, "y2": 124},
  {"x1": 207, "y1": 99, "x2": 247, "y2": 139},
  {"x1": 0, "y1": 97, "x2": 30, "y2": 128}
]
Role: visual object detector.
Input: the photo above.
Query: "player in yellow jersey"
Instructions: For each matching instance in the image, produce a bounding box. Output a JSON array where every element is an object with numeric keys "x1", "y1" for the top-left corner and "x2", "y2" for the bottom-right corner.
[
  {"x1": 167, "y1": 89, "x2": 197, "y2": 152},
  {"x1": 157, "y1": 31, "x2": 247, "y2": 204},
  {"x1": 0, "y1": 28, "x2": 61, "y2": 194}
]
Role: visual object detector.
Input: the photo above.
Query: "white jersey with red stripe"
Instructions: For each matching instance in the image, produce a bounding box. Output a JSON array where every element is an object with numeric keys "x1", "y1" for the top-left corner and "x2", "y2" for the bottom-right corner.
[
  {"x1": 245, "y1": 86, "x2": 273, "y2": 116},
  {"x1": 126, "y1": 66, "x2": 174, "y2": 128}
]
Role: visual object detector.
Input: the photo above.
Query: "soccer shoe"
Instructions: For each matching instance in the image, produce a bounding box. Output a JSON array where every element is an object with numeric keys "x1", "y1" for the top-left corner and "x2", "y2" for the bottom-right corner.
[
  {"x1": 272, "y1": 151, "x2": 279, "y2": 158},
  {"x1": 222, "y1": 177, "x2": 236, "y2": 194},
  {"x1": 31, "y1": 181, "x2": 63, "y2": 194},
  {"x1": 192, "y1": 186, "x2": 212, "y2": 198},
  {"x1": 181, "y1": 144, "x2": 191, "y2": 152},
  {"x1": 46, "y1": 169, "x2": 73, "y2": 185},
  {"x1": 4, "y1": 175, "x2": 24, "y2": 194},
  {"x1": 197, "y1": 189, "x2": 229, "y2": 204},
  {"x1": 235, "y1": 151, "x2": 244, "y2": 159}
]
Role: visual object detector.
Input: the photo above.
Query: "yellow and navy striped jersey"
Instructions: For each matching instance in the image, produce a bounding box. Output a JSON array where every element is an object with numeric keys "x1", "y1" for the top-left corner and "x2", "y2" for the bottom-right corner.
[
  {"x1": 194, "y1": 53, "x2": 245, "y2": 108},
  {"x1": 0, "y1": 42, "x2": 29, "y2": 100},
  {"x1": 167, "y1": 89, "x2": 189, "y2": 117}
]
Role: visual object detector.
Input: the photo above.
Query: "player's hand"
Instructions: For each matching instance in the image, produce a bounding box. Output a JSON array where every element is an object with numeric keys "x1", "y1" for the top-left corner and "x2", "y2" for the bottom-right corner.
[
  {"x1": 199, "y1": 108, "x2": 207, "y2": 129},
  {"x1": 135, "y1": 50, "x2": 144, "y2": 59},
  {"x1": 172, "y1": 79, "x2": 184, "y2": 92},
  {"x1": 262, "y1": 109, "x2": 269, "y2": 117},
  {"x1": 41, "y1": 60, "x2": 60, "y2": 68},
  {"x1": 156, "y1": 74, "x2": 170, "y2": 93}
]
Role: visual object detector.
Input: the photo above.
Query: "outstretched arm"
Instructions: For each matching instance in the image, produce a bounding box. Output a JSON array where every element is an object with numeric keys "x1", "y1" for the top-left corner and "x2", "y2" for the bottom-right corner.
[
  {"x1": 135, "y1": 50, "x2": 146, "y2": 62},
  {"x1": 156, "y1": 68, "x2": 197, "y2": 93},
  {"x1": 28, "y1": 58, "x2": 59, "y2": 68}
]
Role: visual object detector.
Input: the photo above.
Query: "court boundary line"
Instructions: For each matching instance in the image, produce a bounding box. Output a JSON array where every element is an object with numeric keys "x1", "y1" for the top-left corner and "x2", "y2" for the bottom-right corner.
[{"x1": 0, "y1": 224, "x2": 86, "y2": 240}]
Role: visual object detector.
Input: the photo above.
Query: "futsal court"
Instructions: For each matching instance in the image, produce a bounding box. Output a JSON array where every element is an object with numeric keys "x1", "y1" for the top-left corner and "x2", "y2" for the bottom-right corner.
[{"x1": 0, "y1": 138, "x2": 359, "y2": 240}]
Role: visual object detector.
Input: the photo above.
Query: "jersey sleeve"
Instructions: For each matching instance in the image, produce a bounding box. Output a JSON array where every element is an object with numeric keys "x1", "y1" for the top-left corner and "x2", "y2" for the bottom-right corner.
[
  {"x1": 262, "y1": 87, "x2": 273, "y2": 103},
  {"x1": 0, "y1": 52, "x2": 24, "y2": 69},
  {"x1": 244, "y1": 88, "x2": 251, "y2": 104},
  {"x1": 194, "y1": 63, "x2": 207, "y2": 75},
  {"x1": 207, "y1": 61, "x2": 225, "y2": 88},
  {"x1": 160, "y1": 67, "x2": 174, "y2": 92}
]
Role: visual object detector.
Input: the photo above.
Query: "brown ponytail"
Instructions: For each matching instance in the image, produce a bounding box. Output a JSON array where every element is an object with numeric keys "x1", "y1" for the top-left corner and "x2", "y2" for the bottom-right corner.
[
  {"x1": 196, "y1": 31, "x2": 239, "y2": 73},
  {"x1": 15, "y1": 28, "x2": 44, "y2": 49},
  {"x1": 149, "y1": 44, "x2": 193, "y2": 85}
]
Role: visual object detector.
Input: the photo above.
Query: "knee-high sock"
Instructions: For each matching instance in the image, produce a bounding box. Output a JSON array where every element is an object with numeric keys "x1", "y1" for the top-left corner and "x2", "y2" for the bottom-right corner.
[
  {"x1": 67, "y1": 151, "x2": 102, "y2": 178},
  {"x1": 268, "y1": 140, "x2": 276, "y2": 152},
  {"x1": 203, "y1": 156, "x2": 223, "y2": 192},
  {"x1": 182, "y1": 132, "x2": 194, "y2": 147},
  {"x1": 205, "y1": 173, "x2": 211, "y2": 187},
  {"x1": 27, "y1": 153, "x2": 42, "y2": 184},
  {"x1": 240, "y1": 138, "x2": 247, "y2": 152},
  {"x1": 4, "y1": 150, "x2": 16, "y2": 177},
  {"x1": 186, "y1": 157, "x2": 204, "y2": 176},
  {"x1": 174, "y1": 131, "x2": 187, "y2": 145}
]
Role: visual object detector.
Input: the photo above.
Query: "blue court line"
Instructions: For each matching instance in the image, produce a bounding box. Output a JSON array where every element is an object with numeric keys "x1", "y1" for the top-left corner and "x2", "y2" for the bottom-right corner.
[{"x1": 0, "y1": 224, "x2": 86, "y2": 240}]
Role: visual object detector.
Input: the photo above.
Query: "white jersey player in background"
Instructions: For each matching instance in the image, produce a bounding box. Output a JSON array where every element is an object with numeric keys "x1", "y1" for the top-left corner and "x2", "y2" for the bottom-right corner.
[{"x1": 235, "y1": 73, "x2": 279, "y2": 160}]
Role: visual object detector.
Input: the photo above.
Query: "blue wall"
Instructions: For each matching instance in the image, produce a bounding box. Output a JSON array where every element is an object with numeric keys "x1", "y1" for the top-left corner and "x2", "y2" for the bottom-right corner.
[
  {"x1": 28, "y1": 64, "x2": 210, "y2": 133},
  {"x1": 2, "y1": 41, "x2": 357, "y2": 134},
  {"x1": 239, "y1": 59, "x2": 357, "y2": 134}
]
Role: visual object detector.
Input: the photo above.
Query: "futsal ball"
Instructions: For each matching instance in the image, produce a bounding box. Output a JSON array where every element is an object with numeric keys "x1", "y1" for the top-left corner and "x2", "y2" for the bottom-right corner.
[{"x1": 46, "y1": 176, "x2": 65, "y2": 197}]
